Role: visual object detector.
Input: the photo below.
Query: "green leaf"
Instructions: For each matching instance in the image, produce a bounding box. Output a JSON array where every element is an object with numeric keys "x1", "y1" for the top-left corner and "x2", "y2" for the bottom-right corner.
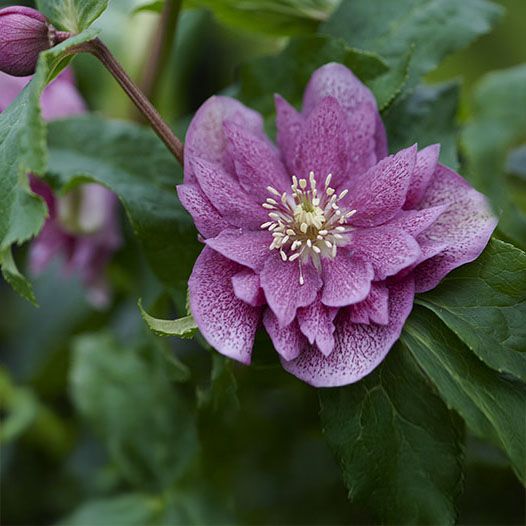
[
  {"x1": 463, "y1": 64, "x2": 526, "y2": 249},
  {"x1": 0, "y1": 248, "x2": 37, "y2": 306},
  {"x1": 37, "y1": 0, "x2": 109, "y2": 32},
  {"x1": 46, "y1": 116, "x2": 200, "y2": 296},
  {"x1": 239, "y1": 34, "x2": 388, "y2": 130},
  {"x1": 59, "y1": 494, "x2": 164, "y2": 526},
  {"x1": 187, "y1": 0, "x2": 339, "y2": 36},
  {"x1": 417, "y1": 239, "x2": 526, "y2": 381},
  {"x1": 402, "y1": 306, "x2": 526, "y2": 484},
  {"x1": 0, "y1": 29, "x2": 97, "y2": 301},
  {"x1": 70, "y1": 332, "x2": 198, "y2": 490},
  {"x1": 383, "y1": 81, "x2": 460, "y2": 169},
  {"x1": 138, "y1": 299, "x2": 197, "y2": 339},
  {"x1": 320, "y1": 344, "x2": 463, "y2": 525},
  {"x1": 321, "y1": 0, "x2": 503, "y2": 97}
]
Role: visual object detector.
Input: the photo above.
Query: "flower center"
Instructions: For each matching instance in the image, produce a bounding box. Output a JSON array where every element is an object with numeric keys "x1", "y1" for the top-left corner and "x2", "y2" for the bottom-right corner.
[{"x1": 261, "y1": 172, "x2": 356, "y2": 284}]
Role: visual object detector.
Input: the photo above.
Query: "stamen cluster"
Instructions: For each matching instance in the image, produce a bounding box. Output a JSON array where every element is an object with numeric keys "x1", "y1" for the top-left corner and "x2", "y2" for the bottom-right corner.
[{"x1": 261, "y1": 171, "x2": 356, "y2": 283}]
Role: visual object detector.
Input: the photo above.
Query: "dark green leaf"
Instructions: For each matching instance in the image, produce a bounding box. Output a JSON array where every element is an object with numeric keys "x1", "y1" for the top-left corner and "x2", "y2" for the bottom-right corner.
[
  {"x1": 138, "y1": 299, "x2": 197, "y2": 339},
  {"x1": 321, "y1": 0, "x2": 502, "y2": 97},
  {"x1": 70, "y1": 332, "x2": 198, "y2": 490},
  {"x1": 463, "y1": 64, "x2": 526, "y2": 249},
  {"x1": 0, "y1": 248, "x2": 37, "y2": 306},
  {"x1": 320, "y1": 344, "x2": 463, "y2": 525},
  {"x1": 37, "y1": 0, "x2": 109, "y2": 32},
  {"x1": 384, "y1": 81, "x2": 460, "y2": 169},
  {"x1": 417, "y1": 239, "x2": 526, "y2": 381},
  {"x1": 46, "y1": 116, "x2": 200, "y2": 296},
  {"x1": 402, "y1": 306, "x2": 526, "y2": 484}
]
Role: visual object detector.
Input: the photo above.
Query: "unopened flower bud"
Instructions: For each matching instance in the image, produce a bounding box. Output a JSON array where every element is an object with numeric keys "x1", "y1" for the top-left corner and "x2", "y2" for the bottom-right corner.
[{"x1": 0, "y1": 6, "x2": 69, "y2": 76}]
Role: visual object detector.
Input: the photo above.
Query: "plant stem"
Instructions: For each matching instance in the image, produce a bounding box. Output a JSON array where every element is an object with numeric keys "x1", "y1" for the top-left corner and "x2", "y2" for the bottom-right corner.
[
  {"x1": 140, "y1": 0, "x2": 183, "y2": 105},
  {"x1": 70, "y1": 38, "x2": 184, "y2": 165}
]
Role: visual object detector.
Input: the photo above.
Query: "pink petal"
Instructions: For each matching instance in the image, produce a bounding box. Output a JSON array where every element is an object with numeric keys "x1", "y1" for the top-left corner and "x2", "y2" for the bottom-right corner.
[
  {"x1": 351, "y1": 225, "x2": 421, "y2": 280},
  {"x1": 260, "y1": 257, "x2": 322, "y2": 327},
  {"x1": 206, "y1": 228, "x2": 271, "y2": 271},
  {"x1": 282, "y1": 278, "x2": 415, "y2": 387},
  {"x1": 293, "y1": 97, "x2": 350, "y2": 187},
  {"x1": 404, "y1": 144, "x2": 441, "y2": 209},
  {"x1": 224, "y1": 120, "x2": 290, "y2": 201},
  {"x1": 189, "y1": 247, "x2": 261, "y2": 364},
  {"x1": 302, "y1": 63, "x2": 380, "y2": 179},
  {"x1": 321, "y1": 253, "x2": 374, "y2": 307},
  {"x1": 190, "y1": 157, "x2": 267, "y2": 229},
  {"x1": 348, "y1": 145, "x2": 417, "y2": 227},
  {"x1": 274, "y1": 94, "x2": 304, "y2": 174},
  {"x1": 388, "y1": 204, "x2": 448, "y2": 236},
  {"x1": 232, "y1": 269, "x2": 265, "y2": 307},
  {"x1": 177, "y1": 183, "x2": 229, "y2": 239},
  {"x1": 412, "y1": 165, "x2": 498, "y2": 292},
  {"x1": 263, "y1": 309, "x2": 305, "y2": 361},
  {"x1": 184, "y1": 95, "x2": 264, "y2": 184},
  {"x1": 39, "y1": 70, "x2": 86, "y2": 120},
  {"x1": 29, "y1": 223, "x2": 68, "y2": 275},
  {"x1": 348, "y1": 282, "x2": 390, "y2": 325},
  {"x1": 297, "y1": 298, "x2": 337, "y2": 357}
]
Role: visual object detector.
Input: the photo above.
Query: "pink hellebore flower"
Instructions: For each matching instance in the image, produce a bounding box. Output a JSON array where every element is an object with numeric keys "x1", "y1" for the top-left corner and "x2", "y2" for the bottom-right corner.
[
  {"x1": 178, "y1": 63, "x2": 497, "y2": 387},
  {"x1": 0, "y1": 70, "x2": 121, "y2": 307}
]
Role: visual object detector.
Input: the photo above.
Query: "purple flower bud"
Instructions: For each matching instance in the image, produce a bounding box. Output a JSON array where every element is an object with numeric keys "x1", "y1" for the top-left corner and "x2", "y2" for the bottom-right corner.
[{"x1": 0, "y1": 6, "x2": 69, "y2": 77}]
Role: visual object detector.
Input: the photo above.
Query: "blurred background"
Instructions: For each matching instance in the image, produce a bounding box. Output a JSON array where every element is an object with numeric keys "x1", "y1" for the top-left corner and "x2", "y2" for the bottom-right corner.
[{"x1": 1, "y1": 0, "x2": 525, "y2": 524}]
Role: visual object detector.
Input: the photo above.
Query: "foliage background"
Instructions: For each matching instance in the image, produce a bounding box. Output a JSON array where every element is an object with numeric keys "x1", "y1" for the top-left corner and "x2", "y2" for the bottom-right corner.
[{"x1": 0, "y1": 0, "x2": 525, "y2": 524}]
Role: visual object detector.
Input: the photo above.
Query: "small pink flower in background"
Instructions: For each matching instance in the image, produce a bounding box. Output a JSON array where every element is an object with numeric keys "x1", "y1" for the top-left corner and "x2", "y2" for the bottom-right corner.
[
  {"x1": 0, "y1": 70, "x2": 121, "y2": 307},
  {"x1": 178, "y1": 63, "x2": 497, "y2": 387}
]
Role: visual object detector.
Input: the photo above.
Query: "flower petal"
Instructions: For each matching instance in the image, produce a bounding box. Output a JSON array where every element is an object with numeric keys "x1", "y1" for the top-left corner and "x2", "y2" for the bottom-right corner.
[
  {"x1": 321, "y1": 253, "x2": 374, "y2": 307},
  {"x1": 348, "y1": 145, "x2": 417, "y2": 227},
  {"x1": 177, "y1": 183, "x2": 229, "y2": 239},
  {"x1": 297, "y1": 298, "x2": 337, "y2": 357},
  {"x1": 412, "y1": 164, "x2": 498, "y2": 292},
  {"x1": 351, "y1": 225, "x2": 421, "y2": 280},
  {"x1": 191, "y1": 157, "x2": 267, "y2": 229},
  {"x1": 404, "y1": 144, "x2": 441, "y2": 209},
  {"x1": 293, "y1": 96, "x2": 350, "y2": 187},
  {"x1": 263, "y1": 309, "x2": 305, "y2": 360},
  {"x1": 232, "y1": 269, "x2": 266, "y2": 307},
  {"x1": 184, "y1": 95, "x2": 264, "y2": 184},
  {"x1": 388, "y1": 204, "x2": 448, "y2": 236},
  {"x1": 275, "y1": 94, "x2": 304, "y2": 174},
  {"x1": 206, "y1": 228, "x2": 271, "y2": 271},
  {"x1": 189, "y1": 247, "x2": 261, "y2": 364},
  {"x1": 224, "y1": 120, "x2": 290, "y2": 201},
  {"x1": 348, "y1": 282, "x2": 390, "y2": 325},
  {"x1": 282, "y1": 278, "x2": 415, "y2": 387},
  {"x1": 260, "y1": 257, "x2": 322, "y2": 327},
  {"x1": 302, "y1": 62, "x2": 381, "y2": 179}
]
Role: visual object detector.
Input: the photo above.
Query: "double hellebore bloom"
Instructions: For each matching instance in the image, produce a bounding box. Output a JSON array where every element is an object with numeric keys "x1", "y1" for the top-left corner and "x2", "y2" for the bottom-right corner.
[
  {"x1": 178, "y1": 63, "x2": 497, "y2": 387},
  {"x1": 0, "y1": 71, "x2": 121, "y2": 307}
]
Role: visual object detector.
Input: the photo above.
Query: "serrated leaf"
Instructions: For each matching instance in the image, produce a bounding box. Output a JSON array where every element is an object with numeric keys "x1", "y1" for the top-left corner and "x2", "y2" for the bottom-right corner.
[
  {"x1": 0, "y1": 29, "x2": 98, "y2": 302},
  {"x1": 463, "y1": 64, "x2": 526, "y2": 249},
  {"x1": 320, "y1": 344, "x2": 463, "y2": 525},
  {"x1": 37, "y1": 0, "x2": 109, "y2": 32},
  {"x1": 0, "y1": 248, "x2": 37, "y2": 306},
  {"x1": 402, "y1": 306, "x2": 526, "y2": 484},
  {"x1": 70, "y1": 332, "x2": 198, "y2": 490},
  {"x1": 417, "y1": 239, "x2": 526, "y2": 381},
  {"x1": 383, "y1": 81, "x2": 460, "y2": 169},
  {"x1": 46, "y1": 116, "x2": 200, "y2": 296},
  {"x1": 321, "y1": 0, "x2": 503, "y2": 98},
  {"x1": 138, "y1": 299, "x2": 197, "y2": 339}
]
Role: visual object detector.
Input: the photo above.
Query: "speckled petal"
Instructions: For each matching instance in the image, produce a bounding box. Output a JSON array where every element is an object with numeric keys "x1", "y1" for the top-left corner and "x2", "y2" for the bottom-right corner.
[
  {"x1": 351, "y1": 225, "x2": 421, "y2": 280},
  {"x1": 348, "y1": 282, "x2": 390, "y2": 325},
  {"x1": 263, "y1": 309, "x2": 305, "y2": 360},
  {"x1": 348, "y1": 145, "x2": 417, "y2": 227},
  {"x1": 184, "y1": 95, "x2": 265, "y2": 184},
  {"x1": 189, "y1": 247, "x2": 261, "y2": 364},
  {"x1": 389, "y1": 204, "x2": 448, "y2": 236},
  {"x1": 297, "y1": 298, "x2": 337, "y2": 357},
  {"x1": 190, "y1": 157, "x2": 268, "y2": 229},
  {"x1": 275, "y1": 94, "x2": 304, "y2": 174},
  {"x1": 321, "y1": 253, "x2": 374, "y2": 307},
  {"x1": 282, "y1": 278, "x2": 415, "y2": 387},
  {"x1": 404, "y1": 144, "x2": 441, "y2": 209},
  {"x1": 412, "y1": 164, "x2": 498, "y2": 292},
  {"x1": 260, "y1": 256, "x2": 322, "y2": 327},
  {"x1": 177, "y1": 183, "x2": 229, "y2": 239},
  {"x1": 206, "y1": 228, "x2": 271, "y2": 271},
  {"x1": 232, "y1": 269, "x2": 265, "y2": 307}
]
